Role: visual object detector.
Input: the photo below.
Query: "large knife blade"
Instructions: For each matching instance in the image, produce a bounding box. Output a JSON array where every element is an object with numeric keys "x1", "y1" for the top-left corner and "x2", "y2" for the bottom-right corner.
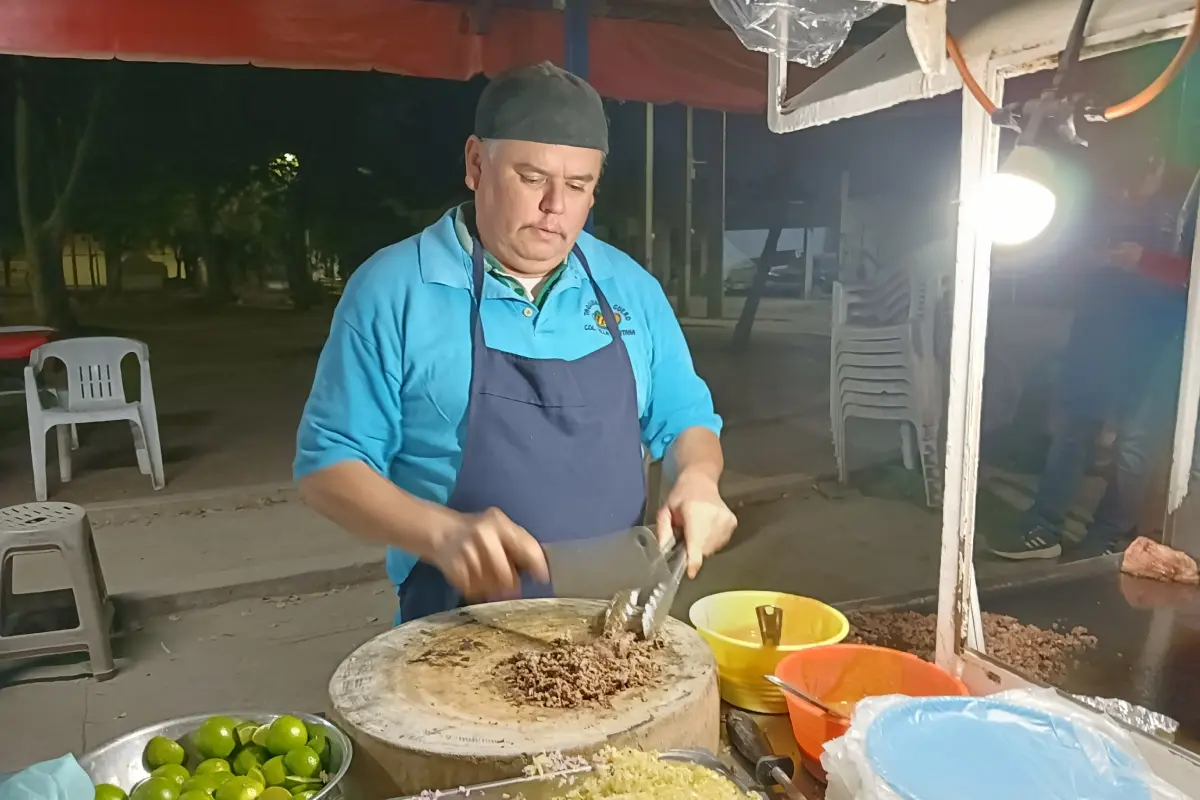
[{"x1": 543, "y1": 526, "x2": 670, "y2": 600}]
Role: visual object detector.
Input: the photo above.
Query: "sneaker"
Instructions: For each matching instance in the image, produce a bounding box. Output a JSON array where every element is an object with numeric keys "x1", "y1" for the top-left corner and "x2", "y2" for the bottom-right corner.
[
  {"x1": 1070, "y1": 534, "x2": 1130, "y2": 561},
  {"x1": 989, "y1": 526, "x2": 1063, "y2": 560}
]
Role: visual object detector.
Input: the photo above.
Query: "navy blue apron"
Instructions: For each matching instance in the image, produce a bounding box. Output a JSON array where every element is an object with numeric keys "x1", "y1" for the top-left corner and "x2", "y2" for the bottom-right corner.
[{"x1": 397, "y1": 239, "x2": 647, "y2": 622}]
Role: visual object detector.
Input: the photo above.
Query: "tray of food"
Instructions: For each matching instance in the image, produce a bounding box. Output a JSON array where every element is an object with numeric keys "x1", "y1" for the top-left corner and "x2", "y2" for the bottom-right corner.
[
  {"x1": 79, "y1": 711, "x2": 351, "y2": 800},
  {"x1": 392, "y1": 748, "x2": 762, "y2": 800}
]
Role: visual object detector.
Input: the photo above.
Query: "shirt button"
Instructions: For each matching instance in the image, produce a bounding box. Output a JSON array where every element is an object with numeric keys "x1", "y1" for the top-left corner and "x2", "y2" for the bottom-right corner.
[{"x1": 523, "y1": 307, "x2": 534, "y2": 318}]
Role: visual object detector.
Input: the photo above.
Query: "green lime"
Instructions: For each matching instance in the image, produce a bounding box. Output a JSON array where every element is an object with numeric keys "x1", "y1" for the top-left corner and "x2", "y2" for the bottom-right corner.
[
  {"x1": 234, "y1": 723, "x2": 259, "y2": 748},
  {"x1": 260, "y1": 757, "x2": 287, "y2": 788},
  {"x1": 250, "y1": 726, "x2": 270, "y2": 749},
  {"x1": 131, "y1": 777, "x2": 180, "y2": 800},
  {"x1": 232, "y1": 746, "x2": 268, "y2": 776},
  {"x1": 258, "y1": 790, "x2": 290, "y2": 800},
  {"x1": 213, "y1": 777, "x2": 263, "y2": 800},
  {"x1": 151, "y1": 765, "x2": 191, "y2": 788},
  {"x1": 280, "y1": 777, "x2": 319, "y2": 792},
  {"x1": 178, "y1": 793, "x2": 212, "y2": 800},
  {"x1": 281, "y1": 748, "x2": 319, "y2": 780},
  {"x1": 244, "y1": 767, "x2": 265, "y2": 790},
  {"x1": 305, "y1": 732, "x2": 329, "y2": 769},
  {"x1": 144, "y1": 736, "x2": 186, "y2": 770},
  {"x1": 290, "y1": 792, "x2": 316, "y2": 800},
  {"x1": 181, "y1": 773, "x2": 232, "y2": 794},
  {"x1": 264, "y1": 717, "x2": 308, "y2": 757},
  {"x1": 195, "y1": 759, "x2": 231, "y2": 776},
  {"x1": 95, "y1": 784, "x2": 129, "y2": 800},
  {"x1": 194, "y1": 719, "x2": 237, "y2": 759}
]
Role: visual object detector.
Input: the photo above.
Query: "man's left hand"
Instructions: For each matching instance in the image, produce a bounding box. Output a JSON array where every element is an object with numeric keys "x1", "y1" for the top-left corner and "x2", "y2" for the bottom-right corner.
[{"x1": 656, "y1": 470, "x2": 738, "y2": 579}]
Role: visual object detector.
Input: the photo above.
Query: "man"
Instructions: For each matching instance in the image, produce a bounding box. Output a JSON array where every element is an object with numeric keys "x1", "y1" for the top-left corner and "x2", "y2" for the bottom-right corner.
[
  {"x1": 294, "y1": 63, "x2": 737, "y2": 623},
  {"x1": 991, "y1": 154, "x2": 1191, "y2": 561}
]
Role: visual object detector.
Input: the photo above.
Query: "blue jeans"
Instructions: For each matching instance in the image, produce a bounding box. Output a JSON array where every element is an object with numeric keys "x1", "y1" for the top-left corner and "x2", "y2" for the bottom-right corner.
[{"x1": 1026, "y1": 338, "x2": 1183, "y2": 544}]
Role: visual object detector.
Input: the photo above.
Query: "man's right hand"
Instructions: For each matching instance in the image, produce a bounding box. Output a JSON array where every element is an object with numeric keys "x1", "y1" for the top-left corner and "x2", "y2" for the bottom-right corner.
[{"x1": 429, "y1": 507, "x2": 550, "y2": 600}]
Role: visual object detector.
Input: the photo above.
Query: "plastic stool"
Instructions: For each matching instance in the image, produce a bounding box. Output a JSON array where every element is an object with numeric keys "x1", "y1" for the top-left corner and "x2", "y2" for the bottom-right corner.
[{"x1": 0, "y1": 502, "x2": 115, "y2": 680}]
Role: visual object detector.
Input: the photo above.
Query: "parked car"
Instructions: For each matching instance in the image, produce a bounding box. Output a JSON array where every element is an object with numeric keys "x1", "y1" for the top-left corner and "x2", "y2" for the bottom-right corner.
[{"x1": 723, "y1": 261, "x2": 809, "y2": 296}]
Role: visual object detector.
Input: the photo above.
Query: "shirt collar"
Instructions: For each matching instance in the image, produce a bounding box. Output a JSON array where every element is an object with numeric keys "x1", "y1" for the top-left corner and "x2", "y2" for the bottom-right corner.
[{"x1": 417, "y1": 204, "x2": 609, "y2": 291}]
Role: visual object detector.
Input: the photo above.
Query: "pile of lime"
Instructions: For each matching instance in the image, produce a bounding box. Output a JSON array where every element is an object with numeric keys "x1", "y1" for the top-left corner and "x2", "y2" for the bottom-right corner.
[{"x1": 93, "y1": 715, "x2": 333, "y2": 800}]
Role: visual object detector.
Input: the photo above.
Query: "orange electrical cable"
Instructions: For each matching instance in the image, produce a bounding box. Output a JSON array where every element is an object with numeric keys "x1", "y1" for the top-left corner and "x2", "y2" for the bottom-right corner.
[
  {"x1": 1103, "y1": 1, "x2": 1200, "y2": 120},
  {"x1": 947, "y1": 2, "x2": 1200, "y2": 121},
  {"x1": 946, "y1": 33, "x2": 997, "y2": 115}
]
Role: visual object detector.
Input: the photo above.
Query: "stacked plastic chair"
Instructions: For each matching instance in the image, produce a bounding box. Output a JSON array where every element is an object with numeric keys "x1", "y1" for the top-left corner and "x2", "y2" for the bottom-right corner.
[{"x1": 830, "y1": 262, "x2": 945, "y2": 507}]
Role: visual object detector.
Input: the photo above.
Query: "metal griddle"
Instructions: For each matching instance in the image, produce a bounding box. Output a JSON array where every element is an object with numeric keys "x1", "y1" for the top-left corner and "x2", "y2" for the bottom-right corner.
[{"x1": 839, "y1": 559, "x2": 1200, "y2": 757}]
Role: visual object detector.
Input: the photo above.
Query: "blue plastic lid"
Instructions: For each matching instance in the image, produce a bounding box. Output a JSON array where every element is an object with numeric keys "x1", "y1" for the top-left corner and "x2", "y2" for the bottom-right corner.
[{"x1": 863, "y1": 696, "x2": 1151, "y2": 800}]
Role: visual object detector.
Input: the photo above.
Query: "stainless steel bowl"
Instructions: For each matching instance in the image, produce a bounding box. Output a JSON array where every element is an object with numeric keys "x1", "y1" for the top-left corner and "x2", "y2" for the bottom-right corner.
[{"x1": 78, "y1": 711, "x2": 352, "y2": 799}]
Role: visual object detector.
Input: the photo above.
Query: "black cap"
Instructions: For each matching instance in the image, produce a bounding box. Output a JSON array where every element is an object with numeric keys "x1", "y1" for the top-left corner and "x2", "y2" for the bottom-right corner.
[{"x1": 475, "y1": 62, "x2": 608, "y2": 155}]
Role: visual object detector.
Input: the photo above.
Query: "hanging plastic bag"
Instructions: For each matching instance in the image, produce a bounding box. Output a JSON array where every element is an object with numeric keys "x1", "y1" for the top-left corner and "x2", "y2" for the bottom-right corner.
[
  {"x1": 709, "y1": 0, "x2": 882, "y2": 68},
  {"x1": 822, "y1": 689, "x2": 1192, "y2": 800}
]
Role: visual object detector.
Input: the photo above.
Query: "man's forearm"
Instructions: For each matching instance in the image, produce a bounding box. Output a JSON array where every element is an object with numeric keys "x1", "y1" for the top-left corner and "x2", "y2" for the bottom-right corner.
[
  {"x1": 664, "y1": 427, "x2": 724, "y2": 487},
  {"x1": 298, "y1": 460, "x2": 456, "y2": 560}
]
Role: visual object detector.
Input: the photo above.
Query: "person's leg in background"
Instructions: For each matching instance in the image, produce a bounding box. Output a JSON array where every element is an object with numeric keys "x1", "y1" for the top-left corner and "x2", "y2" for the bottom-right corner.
[
  {"x1": 990, "y1": 413, "x2": 1105, "y2": 560},
  {"x1": 1076, "y1": 334, "x2": 1184, "y2": 557}
]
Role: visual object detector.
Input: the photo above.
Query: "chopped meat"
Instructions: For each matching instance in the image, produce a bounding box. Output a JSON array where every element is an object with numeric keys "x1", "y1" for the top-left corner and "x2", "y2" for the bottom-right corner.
[
  {"x1": 1120, "y1": 536, "x2": 1200, "y2": 586},
  {"x1": 496, "y1": 632, "x2": 664, "y2": 709},
  {"x1": 845, "y1": 610, "x2": 1097, "y2": 684}
]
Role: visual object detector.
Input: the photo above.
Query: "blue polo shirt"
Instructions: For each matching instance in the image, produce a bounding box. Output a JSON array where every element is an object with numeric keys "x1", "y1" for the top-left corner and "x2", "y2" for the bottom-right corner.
[{"x1": 295, "y1": 208, "x2": 722, "y2": 587}]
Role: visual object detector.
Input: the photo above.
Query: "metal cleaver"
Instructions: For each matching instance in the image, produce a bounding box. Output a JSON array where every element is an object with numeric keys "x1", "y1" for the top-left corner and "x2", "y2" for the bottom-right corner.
[{"x1": 542, "y1": 526, "x2": 672, "y2": 600}]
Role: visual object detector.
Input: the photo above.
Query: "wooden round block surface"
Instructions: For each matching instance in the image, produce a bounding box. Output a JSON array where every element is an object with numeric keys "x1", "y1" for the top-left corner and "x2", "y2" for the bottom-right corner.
[{"x1": 328, "y1": 598, "x2": 719, "y2": 797}]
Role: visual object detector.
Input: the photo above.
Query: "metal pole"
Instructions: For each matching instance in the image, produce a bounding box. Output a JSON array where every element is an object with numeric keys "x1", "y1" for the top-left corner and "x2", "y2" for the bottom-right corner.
[
  {"x1": 563, "y1": 0, "x2": 590, "y2": 80},
  {"x1": 1164, "y1": 193, "x2": 1200, "y2": 523},
  {"x1": 935, "y1": 73, "x2": 1004, "y2": 673},
  {"x1": 644, "y1": 103, "x2": 655, "y2": 272},
  {"x1": 680, "y1": 105, "x2": 694, "y2": 318},
  {"x1": 707, "y1": 111, "x2": 726, "y2": 320},
  {"x1": 563, "y1": 0, "x2": 593, "y2": 232}
]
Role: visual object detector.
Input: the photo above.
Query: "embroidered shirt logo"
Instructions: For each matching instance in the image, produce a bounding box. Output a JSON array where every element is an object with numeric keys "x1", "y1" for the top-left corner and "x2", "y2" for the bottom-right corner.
[{"x1": 583, "y1": 301, "x2": 636, "y2": 336}]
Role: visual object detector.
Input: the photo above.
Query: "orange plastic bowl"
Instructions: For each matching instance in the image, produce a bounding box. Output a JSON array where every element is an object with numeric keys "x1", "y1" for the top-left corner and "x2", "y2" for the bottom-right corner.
[{"x1": 775, "y1": 644, "x2": 968, "y2": 781}]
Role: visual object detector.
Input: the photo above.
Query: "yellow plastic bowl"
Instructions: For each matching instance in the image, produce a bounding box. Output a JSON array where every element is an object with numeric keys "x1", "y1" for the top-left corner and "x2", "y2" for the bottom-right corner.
[{"x1": 689, "y1": 591, "x2": 849, "y2": 714}]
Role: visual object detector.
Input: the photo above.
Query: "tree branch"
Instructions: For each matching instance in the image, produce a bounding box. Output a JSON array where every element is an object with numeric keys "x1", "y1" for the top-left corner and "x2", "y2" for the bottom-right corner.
[
  {"x1": 42, "y1": 63, "x2": 117, "y2": 237},
  {"x1": 13, "y1": 69, "x2": 39, "y2": 249}
]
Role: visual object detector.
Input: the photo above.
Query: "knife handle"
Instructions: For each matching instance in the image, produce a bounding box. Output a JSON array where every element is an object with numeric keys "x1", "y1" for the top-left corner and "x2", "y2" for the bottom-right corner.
[{"x1": 725, "y1": 710, "x2": 795, "y2": 787}]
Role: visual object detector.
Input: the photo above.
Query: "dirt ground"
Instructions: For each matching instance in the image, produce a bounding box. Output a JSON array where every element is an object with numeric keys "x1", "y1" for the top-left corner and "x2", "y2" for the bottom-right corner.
[{"x1": 0, "y1": 294, "x2": 843, "y2": 507}]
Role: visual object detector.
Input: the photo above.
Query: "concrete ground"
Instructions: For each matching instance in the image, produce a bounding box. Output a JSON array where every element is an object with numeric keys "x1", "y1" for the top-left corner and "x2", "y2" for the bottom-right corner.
[
  {"x1": 0, "y1": 296, "x2": 837, "y2": 507},
  {"x1": 0, "y1": 581, "x2": 395, "y2": 773}
]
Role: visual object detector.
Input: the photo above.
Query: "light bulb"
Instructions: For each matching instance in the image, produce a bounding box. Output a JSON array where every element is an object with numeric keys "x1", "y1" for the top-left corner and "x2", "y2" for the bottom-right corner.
[
  {"x1": 975, "y1": 172, "x2": 1057, "y2": 245},
  {"x1": 972, "y1": 145, "x2": 1060, "y2": 246}
]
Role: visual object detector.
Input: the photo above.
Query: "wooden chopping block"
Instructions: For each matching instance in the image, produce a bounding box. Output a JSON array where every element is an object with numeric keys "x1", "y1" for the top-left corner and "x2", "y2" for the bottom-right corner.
[{"x1": 328, "y1": 598, "x2": 720, "y2": 798}]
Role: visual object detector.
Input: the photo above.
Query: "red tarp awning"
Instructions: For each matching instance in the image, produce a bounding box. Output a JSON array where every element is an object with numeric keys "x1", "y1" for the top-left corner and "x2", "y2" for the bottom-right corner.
[{"x1": 0, "y1": 0, "x2": 835, "y2": 112}]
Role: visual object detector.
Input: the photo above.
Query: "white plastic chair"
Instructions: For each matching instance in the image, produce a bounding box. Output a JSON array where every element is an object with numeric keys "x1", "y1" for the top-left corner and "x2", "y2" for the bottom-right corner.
[
  {"x1": 24, "y1": 337, "x2": 164, "y2": 501},
  {"x1": 829, "y1": 266, "x2": 945, "y2": 507}
]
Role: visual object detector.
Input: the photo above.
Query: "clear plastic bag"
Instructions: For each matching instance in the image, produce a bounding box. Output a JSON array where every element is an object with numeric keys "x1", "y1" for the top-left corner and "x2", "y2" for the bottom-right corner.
[
  {"x1": 709, "y1": 0, "x2": 882, "y2": 68},
  {"x1": 821, "y1": 689, "x2": 1192, "y2": 800}
]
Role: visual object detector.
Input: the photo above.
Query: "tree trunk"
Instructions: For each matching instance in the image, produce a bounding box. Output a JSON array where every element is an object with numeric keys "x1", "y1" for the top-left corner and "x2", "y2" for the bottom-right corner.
[
  {"x1": 731, "y1": 226, "x2": 782, "y2": 350},
  {"x1": 286, "y1": 230, "x2": 316, "y2": 311},
  {"x1": 1, "y1": 249, "x2": 11, "y2": 289},
  {"x1": 196, "y1": 195, "x2": 233, "y2": 304},
  {"x1": 105, "y1": 246, "x2": 124, "y2": 293},
  {"x1": 13, "y1": 60, "x2": 107, "y2": 330},
  {"x1": 26, "y1": 233, "x2": 75, "y2": 331}
]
